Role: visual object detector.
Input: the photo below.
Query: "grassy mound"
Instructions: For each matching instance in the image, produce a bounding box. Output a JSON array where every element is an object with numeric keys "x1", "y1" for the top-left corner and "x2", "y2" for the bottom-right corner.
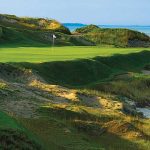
[
  {"x1": 93, "y1": 74, "x2": 150, "y2": 106},
  {"x1": 75, "y1": 25, "x2": 150, "y2": 47},
  {"x1": 0, "y1": 129, "x2": 41, "y2": 150},
  {"x1": 16, "y1": 50, "x2": 150, "y2": 86},
  {"x1": 0, "y1": 25, "x2": 94, "y2": 46},
  {"x1": 0, "y1": 59, "x2": 149, "y2": 149},
  {"x1": 0, "y1": 14, "x2": 95, "y2": 46},
  {"x1": 0, "y1": 14, "x2": 70, "y2": 34},
  {"x1": 0, "y1": 111, "x2": 41, "y2": 149},
  {"x1": 75, "y1": 24, "x2": 99, "y2": 33},
  {"x1": 9, "y1": 50, "x2": 149, "y2": 107},
  {"x1": 19, "y1": 103, "x2": 149, "y2": 150}
]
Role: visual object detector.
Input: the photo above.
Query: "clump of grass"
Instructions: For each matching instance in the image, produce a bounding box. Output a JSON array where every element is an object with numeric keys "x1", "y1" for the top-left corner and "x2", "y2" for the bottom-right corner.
[
  {"x1": 92, "y1": 74, "x2": 150, "y2": 107},
  {"x1": 73, "y1": 120, "x2": 106, "y2": 136},
  {"x1": 0, "y1": 129, "x2": 42, "y2": 150},
  {"x1": 0, "y1": 82, "x2": 7, "y2": 89},
  {"x1": 75, "y1": 25, "x2": 150, "y2": 47},
  {"x1": 0, "y1": 111, "x2": 42, "y2": 149}
]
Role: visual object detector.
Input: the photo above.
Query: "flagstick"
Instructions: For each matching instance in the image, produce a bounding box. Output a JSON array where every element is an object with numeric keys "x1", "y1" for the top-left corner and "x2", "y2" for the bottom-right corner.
[
  {"x1": 52, "y1": 36, "x2": 55, "y2": 47},
  {"x1": 52, "y1": 35, "x2": 55, "y2": 52},
  {"x1": 52, "y1": 34, "x2": 56, "y2": 51}
]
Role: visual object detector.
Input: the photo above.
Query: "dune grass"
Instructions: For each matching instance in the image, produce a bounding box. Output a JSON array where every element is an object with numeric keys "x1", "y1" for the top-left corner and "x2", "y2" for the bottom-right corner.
[
  {"x1": 0, "y1": 45, "x2": 150, "y2": 62},
  {"x1": 0, "y1": 111, "x2": 42, "y2": 149},
  {"x1": 92, "y1": 74, "x2": 150, "y2": 106},
  {"x1": 18, "y1": 103, "x2": 150, "y2": 150},
  {"x1": 75, "y1": 25, "x2": 150, "y2": 47},
  {"x1": 0, "y1": 111, "x2": 21, "y2": 129}
]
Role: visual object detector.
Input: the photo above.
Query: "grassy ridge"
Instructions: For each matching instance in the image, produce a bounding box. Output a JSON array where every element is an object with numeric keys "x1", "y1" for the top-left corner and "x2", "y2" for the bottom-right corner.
[
  {"x1": 0, "y1": 14, "x2": 70, "y2": 34},
  {"x1": 91, "y1": 74, "x2": 150, "y2": 106},
  {"x1": 15, "y1": 50, "x2": 150, "y2": 86},
  {"x1": 0, "y1": 26, "x2": 94, "y2": 46},
  {"x1": 0, "y1": 14, "x2": 95, "y2": 46},
  {"x1": 0, "y1": 111, "x2": 21, "y2": 129},
  {"x1": 18, "y1": 104, "x2": 150, "y2": 150},
  {"x1": 1, "y1": 14, "x2": 150, "y2": 47},
  {"x1": 75, "y1": 25, "x2": 150, "y2": 47},
  {"x1": 1, "y1": 46, "x2": 150, "y2": 105},
  {"x1": 0, "y1": 111, "x2": 41, "y2": 149}
]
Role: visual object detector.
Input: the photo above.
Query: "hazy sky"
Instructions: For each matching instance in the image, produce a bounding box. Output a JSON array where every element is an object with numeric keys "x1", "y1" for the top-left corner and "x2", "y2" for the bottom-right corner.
[{"x1": 0, "y1": 0, "x2": 150, "y2": 25}]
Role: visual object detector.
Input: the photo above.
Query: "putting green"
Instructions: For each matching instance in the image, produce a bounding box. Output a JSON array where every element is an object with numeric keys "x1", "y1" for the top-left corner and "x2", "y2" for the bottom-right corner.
[{"x1": 0, "y1": 46, "x2": 150, "y2": 62}]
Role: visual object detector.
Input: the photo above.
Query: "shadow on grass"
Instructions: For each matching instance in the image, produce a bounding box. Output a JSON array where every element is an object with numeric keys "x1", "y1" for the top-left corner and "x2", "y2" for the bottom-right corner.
[
  {"x1": 8, "y1": 50, "x2": 150, "y2": 87},
  {"x1": 96, "y1": 132, "x2": 140, "y2": 150},
  {"x1": 19, "y1": 107, "x2": 147, "y2": 150},
  {"x1": 39, "y1": 106, "x2": 120, "y2": 123},
  {"x1": 38, "y1": 106, "x2": 150, "y2": 150}
]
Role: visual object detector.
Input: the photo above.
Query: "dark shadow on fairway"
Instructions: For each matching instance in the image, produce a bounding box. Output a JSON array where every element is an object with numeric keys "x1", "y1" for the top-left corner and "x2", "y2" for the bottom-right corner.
[{"x1": 6, "y1": 50, "x2": 150, "y2": 87}]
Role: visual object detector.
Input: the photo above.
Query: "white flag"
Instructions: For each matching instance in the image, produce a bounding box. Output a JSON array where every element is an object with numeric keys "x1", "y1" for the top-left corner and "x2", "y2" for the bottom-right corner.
[{"x1": 53, "y1": 34, "x2": 56, "y2": 39}]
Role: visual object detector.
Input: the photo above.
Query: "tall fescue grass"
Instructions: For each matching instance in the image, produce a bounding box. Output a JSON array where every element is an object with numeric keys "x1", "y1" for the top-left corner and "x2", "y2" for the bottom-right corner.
[
  {"x1": 75, "y1": 25, "x2": 150, "y2": 47},
  {"x1": 93, "y1": 75, "x2": 150, "y2": 106}
]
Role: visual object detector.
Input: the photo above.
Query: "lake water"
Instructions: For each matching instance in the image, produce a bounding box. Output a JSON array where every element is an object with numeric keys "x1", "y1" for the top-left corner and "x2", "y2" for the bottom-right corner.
[
  {"x1": 137, "y1": 108, "x2": 150, "y2": 119},
  {"x1": 64, "y1": 24, "x2": 150, "y2": 36}
]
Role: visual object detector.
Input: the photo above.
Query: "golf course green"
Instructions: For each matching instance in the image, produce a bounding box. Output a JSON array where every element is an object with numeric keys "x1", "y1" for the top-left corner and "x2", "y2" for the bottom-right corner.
[{"x1": 0, "y1": 45, "x2": 150, "y2": 62}]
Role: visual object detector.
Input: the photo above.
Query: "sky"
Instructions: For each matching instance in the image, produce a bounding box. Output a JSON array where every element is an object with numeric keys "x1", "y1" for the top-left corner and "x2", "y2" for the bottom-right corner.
[{"x1": 0, "y1": 0, "x2": 150, "y2": 25}]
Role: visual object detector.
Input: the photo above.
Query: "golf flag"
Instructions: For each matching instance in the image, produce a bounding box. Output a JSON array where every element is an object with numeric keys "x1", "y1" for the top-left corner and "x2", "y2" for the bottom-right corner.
[
  {"x1": 52, "y1": 34, "x2": 56, "y2": 47},
  {"x1": 53, "y1": 34, "x2": 56, "y2": 39}
]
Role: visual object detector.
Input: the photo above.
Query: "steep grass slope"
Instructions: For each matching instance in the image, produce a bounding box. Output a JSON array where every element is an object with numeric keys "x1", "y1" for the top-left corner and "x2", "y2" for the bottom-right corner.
[
  {"x1": 0, "y1": 14, "x2": 70, "y2": 34},
  {"x1": 1, "y1": 14, "x2": 150, "y2": 47},
  {"x1": 17, "y1": 50, "x2": 150, "y2": 86},
  {"x1": 0, "y1": 62, "x2": 149, "y2": 150},
  {"x1": 0, "y1": 25, "x2": 95, "y2": 46},
  {"x1": 0, "y1": 14, "x2": 94, "y2": 46},
  {"x1": 5, "y1": 50, "x2": 149, "y2": 107},
  {"x1": 75, "y1": 25, "x2": 150, "y2": 47},
  {"x1": 0, "y1": 111, "x2": 41, "y2": 149}
]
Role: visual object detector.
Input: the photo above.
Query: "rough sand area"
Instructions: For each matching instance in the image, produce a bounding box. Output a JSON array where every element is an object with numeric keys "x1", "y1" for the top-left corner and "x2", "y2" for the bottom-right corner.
[{"x1": 0, "y1": 76, "x2": 125, "y2": 118}]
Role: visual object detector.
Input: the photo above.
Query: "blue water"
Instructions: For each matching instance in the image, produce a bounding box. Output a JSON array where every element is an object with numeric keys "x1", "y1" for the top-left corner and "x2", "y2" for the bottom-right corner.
[{"x1": 64, "y1": 24, "x2": 150, "y2": 36}]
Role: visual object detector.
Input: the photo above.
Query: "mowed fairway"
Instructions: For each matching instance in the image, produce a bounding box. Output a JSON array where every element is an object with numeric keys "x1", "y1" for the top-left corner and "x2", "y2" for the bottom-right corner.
[{"x1": 0, "y1": 46, "x2": 150, "y2": 62}]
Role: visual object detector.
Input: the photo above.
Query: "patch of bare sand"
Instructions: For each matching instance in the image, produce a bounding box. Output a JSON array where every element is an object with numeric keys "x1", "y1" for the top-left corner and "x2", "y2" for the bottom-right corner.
[
  {"x1": 0, "y1": 75, "x2": 125, "y2": 119},
  {"x1": 99, "y1": 99, "x2": 123, "y2": 110},
  {"x1": 77, "y1": 93, "x2": 101, "y2": 108},
  {"x1": 29, "y1": 80, "x2": 79, "y2": 102},
  {"x1": 1, "y1": 100, "x2": 39, "y2": 118}
]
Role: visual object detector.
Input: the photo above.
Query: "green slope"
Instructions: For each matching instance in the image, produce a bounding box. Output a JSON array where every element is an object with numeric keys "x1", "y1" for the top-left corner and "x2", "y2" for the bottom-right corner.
[
  {"x1": 0, "y1": 14, "x2": 95, "y2": 46},
  {"x1": 75, "y1": 25, "x2": 150, "y2": 47},
  {"x1": 0, "y1": 14, "x2": 70, "y2": 34},
  {"x1": 15, "y1": 50, "x2": 150, "y2": 86},
  {"x1": 0, "y1": 111, "x2": 42, "y2": 149},
  {"x1": 0, "y1": 52, "x2": 150, "y2": 149}
]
